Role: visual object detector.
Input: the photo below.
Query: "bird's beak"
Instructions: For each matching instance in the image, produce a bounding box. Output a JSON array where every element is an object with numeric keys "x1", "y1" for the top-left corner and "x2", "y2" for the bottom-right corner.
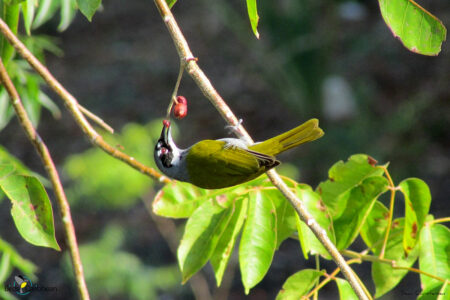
[{"x1": 160, "y1": 121, "x2": 170, "y2": 144}]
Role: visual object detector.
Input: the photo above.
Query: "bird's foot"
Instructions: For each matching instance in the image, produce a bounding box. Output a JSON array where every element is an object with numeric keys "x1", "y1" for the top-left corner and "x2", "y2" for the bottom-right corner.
[{"x1": 225, "y1": 119, "x2": 244, "y2": 136}]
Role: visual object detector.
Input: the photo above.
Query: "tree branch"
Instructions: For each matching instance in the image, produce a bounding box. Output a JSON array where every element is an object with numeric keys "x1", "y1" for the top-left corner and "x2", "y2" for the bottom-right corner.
[
  {"x1": 0, "y1": 59, "x2": 90, "y2": 300},
  {"x1": 152, "y1": 1, "x2": 369, "y2": 299},
  {"x1": 0, "y1": 17, "x2": 171, "y2": 184}
]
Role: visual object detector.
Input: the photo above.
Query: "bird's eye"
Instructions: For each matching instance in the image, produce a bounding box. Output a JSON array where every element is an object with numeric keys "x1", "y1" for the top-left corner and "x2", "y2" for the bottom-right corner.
[{"x1": 161, "y1": 147, "x2": 168, "y2": 155}]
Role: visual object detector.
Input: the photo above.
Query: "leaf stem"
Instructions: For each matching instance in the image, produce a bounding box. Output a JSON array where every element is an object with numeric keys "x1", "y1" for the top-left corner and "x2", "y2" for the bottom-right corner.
[
  {"x1": 305, "y1": 258, "x2": 361, "y2": 299},
  {"x1": 152, "y1": 1, "x2": 370, "y2": 299},
  {"x1": 427, "y1": 217, "x2": 450, "y2": 225},
  {"x1": 0, "y1": 59, "x2": 90, "y2": 300},
  {"x1": 378, "y1": 165, "x2": 396, "y2": 258},
  {"x1": 341, "y1": 249, "x2": 447, "y2": 283},
  {"x1": 166, "y1": 60, "x2": 186, "y2": 119},
  {"x1": 77, "y1": 104, "x2": 114, "y2": 134},
  {"x1": 0, "y1": 17, "x2": 170, "y2": 184}
]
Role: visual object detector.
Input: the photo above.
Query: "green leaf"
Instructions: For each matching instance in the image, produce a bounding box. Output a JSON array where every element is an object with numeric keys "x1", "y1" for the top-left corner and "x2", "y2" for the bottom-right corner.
[
  {"x1": 210, "y1": 196, "x2": 248, "y2": 286},
  {"x1": 360, "y1": 201, "x2": 389, "y2": 252},
  {"x1": 334, "y1": 176, "x2": 388, "y2": 250},
  {"x1": 276, "y1": 269, "x2": 323, "y2": 300},
  {"x1": 335, "y1": 278, "x2": 358, "y2": 300},
  {"x1": 295, "y1": 185, "x2": 334, "y2": 259},
  {"x1": 177, "y1": 198, "x2": 230, "y2": 283},
  {"x1": 1, "y1": 3, "x2": 20, "y2": 64},
  {"x1": 246, "y1": 0, "x2": 259, "y2": 38},
  {"x1": 0, "y1": 238, "x2": 37, "y2": 278},
  {"x1": 32, "y1": 0, "x2": 58, "y2": 29},
  {"x1": 372, "y1": 218, "x2": 419, "y2": 298},
  {"x1": 21, "y1": 0, "x2": 36, "y2": 35},
  {"x1": 239, "y1": 189, "x2": 277, "y2": 294},
  {"x1": 316, "y1": 154, "x2": 384, "y2": 218},
  {"x1": 153, "y1": 182, "x2": 210, "y2": 218},
  {"x1": 265, "y1": 189, "x2": 297, "y2": 249},
  {"x1": 58, "y1": 0, "x2": 77, "y2": 31},
  {"x1": 0, "y1": 251, "x2": 12, "y2": 284},
  {"x1": 166, "y1": 0, "x2": 177, "y2": 8},
  {"x1": 0, "y1": 88, "x2": 15, "y2": 131},
  {"x1": 0, "y1": 145, "x2": 49, "y2": 186},
  {"x1": 378, "y1": 0, "x2": 447, "y2": 56},
  {"x1": 417, "y1": 282, "x2": 448, "y2": 300},
  {"x1": 76, "y1": 0, "x2": 101, "y2": 21},
  {"x1": 0, "y1": 175, "x2": 60, "y2": 250},
  {"x1": 399, "y1": 178, "x2": 431, "y2": 254},
  {"x1": 419, "y1": 224, "x2": 450, "y2": 291}
]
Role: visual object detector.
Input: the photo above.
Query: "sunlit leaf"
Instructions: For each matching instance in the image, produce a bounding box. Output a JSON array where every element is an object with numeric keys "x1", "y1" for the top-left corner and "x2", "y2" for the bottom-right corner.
[
  {"x1": 316, "y1": 154, "x2": 384, "y2": 218},
  {"x1": 0, "y1": 238, "x2": 37, "y2": 279},
  {"x1": 295, "y1": 184, "x2": 333, "y2": 259},
  {"x1": 265, "y1": 189, "x2": 297, "y2": 249},
  {"x1": 0, "y1": 175, "x2": 60, "y2": 250},
  {"x1": 166, "y1": 0, "x2": 177, "y2": 8},
  {"x1": 372, "y1": 218, "x2": 419, "y2": 298},
  {"x1": 360, "y1": 201, "x2": 389, "y2": 252},
  {"x1": 1, "y1": 3, "x2": 20, "y2": 64},
  {"x1": 335, "y1": 278, "x2": 358, "y2": 300},
  {"x1": 239, "y1": 189, "x2": 276, "y2": 294},
  {"x1": 246, "y1": 0, "x2": 259, "y2": 38},
  {"x1": 77, "y1": 0, "x2": 101, "y2": 22},
  {"x1": 276, "y1": 269, "x2": 323, "y2": 300},
  {"x1": 419, "y1": 223, "x2": 449, "y2": 291},
  {"x1": 58, "y1": 0, "x2": 77, "y2": 31},
  {"x1": 21, "y1": 0, "x2": 36, "y2": 35},
  {"x1": 177, "y1": 198, "x2": 229, "y2": 283},
  {"x1": 153, "y1": 182, "x2": 209, "y2": 218},
  {"x1": 210, "y1": 196, "x2": 248, "y2": 286},
  {"x1": 378, "y1": 0, "x2": 447, "y2": 55},
  {"x1": 399, "y1": 178, "x2": 431, "y2": 254},
  {"x1": 417, "y1": 282, "x2": 448, "y2": 300},
  {"x1": 334, "y1": 176, "x2": 388, "y2": 250},
  {"x1": 32, "y1": 0, "x2": 59, "y2": 29}
]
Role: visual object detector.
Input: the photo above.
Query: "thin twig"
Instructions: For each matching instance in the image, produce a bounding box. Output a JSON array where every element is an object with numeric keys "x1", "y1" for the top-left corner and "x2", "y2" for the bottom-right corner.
[
  {"x1": 166, "y1": 61, "x2": 185, "y2": 119},
  {"x1": 378, "y1": 165, "x2": 396, "y2": 258},
  {"x1": 152, "y1": 1, "x2": 370, "y2": 299},
  {"x1": 342, "y1": 249, "x2": 447, "y2": 283},
  {"x1": 0, "y1": 59, "x2": 90, "y2": 300},
  {"x1": 0, "y1": 17, "x2": 171, "y2": 184},
  {"x1": 78, "y1": 104, "x2": 114, "y2": 134}
]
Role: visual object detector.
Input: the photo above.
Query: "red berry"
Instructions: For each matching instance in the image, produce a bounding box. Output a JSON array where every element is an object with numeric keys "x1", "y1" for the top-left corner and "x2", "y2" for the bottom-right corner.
[
  {"x1": 173, "y1": 96, "x2": 188, "y2": 119},
  {"x1": 163, "y1": 119, "x2": 170, "y2": 127},
  {"x1": 176, "y1": 96, "x2": 187, "y2": 105}
]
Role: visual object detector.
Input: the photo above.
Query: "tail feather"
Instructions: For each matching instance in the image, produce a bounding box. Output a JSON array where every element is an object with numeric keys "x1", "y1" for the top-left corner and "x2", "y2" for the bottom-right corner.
[{"x1": 249, "y1": 119, "x2": 324, "y2": 156}]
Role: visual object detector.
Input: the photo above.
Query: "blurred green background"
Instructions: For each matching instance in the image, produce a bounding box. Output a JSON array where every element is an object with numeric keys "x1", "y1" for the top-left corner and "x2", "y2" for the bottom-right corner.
[{"x1": 0, "y1": 0, "x2": 448, "y2": 299}]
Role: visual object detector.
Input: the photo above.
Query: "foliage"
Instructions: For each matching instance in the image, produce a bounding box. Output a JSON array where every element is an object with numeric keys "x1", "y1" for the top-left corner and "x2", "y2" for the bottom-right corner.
[
  {"x1": 0, "y1": 0, "x2": 103, "y2": 131},
  {"x1": 153, "y1": 154, "x2": 449, "y2": 298},
  {"x1": 0, "y1": 0, "x2": 447, "y2": 299}
]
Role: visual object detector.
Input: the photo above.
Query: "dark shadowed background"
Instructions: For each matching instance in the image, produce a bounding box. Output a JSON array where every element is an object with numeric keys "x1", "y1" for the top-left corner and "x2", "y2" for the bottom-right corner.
[{"x1": 0, "y1": 0, "x2": 448, "y2": 299}]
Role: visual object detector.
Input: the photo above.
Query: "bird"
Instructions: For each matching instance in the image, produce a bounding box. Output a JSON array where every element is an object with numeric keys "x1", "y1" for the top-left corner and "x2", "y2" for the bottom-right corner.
[{"x1": 154, "y1": 119, "x2": 324, "y2": 189}]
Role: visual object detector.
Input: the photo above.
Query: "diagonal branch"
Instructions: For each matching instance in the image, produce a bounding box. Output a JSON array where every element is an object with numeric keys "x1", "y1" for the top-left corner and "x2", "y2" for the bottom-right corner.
[
  {"x1": 0, "y1": 59, "x2": 90, "y2": 300},
  {"x1": 153, "y1": 1, "x2": 370, "y2": 299},
  {"x1": 0, "y1": 17, "x2": 171, "y2": 184}
]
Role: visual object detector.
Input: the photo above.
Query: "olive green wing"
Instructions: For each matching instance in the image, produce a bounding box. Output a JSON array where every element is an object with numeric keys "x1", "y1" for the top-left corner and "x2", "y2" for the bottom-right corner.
[{"x1": 186, "y1": 140, "x2": 278, "y2": 189}]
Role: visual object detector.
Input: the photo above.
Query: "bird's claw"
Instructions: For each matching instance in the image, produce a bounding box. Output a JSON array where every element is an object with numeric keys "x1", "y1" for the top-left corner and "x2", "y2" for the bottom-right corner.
[{"x1": 225, "y1": 119, "x2": 243, "y2": 136}]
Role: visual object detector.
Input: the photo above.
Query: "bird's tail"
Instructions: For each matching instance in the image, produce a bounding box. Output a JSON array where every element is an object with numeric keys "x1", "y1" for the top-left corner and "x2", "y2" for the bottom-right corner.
[{"x1": 249, "y1": 119, "x2": 324, "y2": 156}]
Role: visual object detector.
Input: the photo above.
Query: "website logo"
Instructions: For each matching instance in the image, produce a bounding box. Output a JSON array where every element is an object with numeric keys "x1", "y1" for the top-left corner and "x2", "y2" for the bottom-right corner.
[
  {"x1": 4, "y1": 275, "x2": 57, "y2": 296},
  {"x1": 13, "y1": 275, "x2": 33, "y2": 296}
]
